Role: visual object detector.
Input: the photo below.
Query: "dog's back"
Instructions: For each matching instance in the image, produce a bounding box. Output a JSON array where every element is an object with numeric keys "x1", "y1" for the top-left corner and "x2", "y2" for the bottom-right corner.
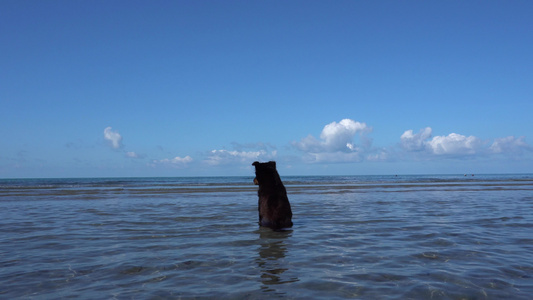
[{"x1": 252, "y1": 161, "x2": 293, "y2": 229}]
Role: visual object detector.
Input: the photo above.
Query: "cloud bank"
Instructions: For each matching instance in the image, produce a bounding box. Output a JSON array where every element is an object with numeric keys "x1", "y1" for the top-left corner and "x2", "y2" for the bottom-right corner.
[
  {"x1": 99, "y1": 122, "x2": 530, "y2": 173},
  {"x1": 401, "y1": 127, "x2": 532, "y2": 158},
  {"x1": 293, "y1": 120, "x2": 531, "y2": 164}
]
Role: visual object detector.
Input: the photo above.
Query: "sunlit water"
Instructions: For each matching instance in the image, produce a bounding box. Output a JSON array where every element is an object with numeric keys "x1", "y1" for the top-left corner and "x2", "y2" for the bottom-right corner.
[{"x1": 1, "y1": 175, "x2": 532, "y2": 299}]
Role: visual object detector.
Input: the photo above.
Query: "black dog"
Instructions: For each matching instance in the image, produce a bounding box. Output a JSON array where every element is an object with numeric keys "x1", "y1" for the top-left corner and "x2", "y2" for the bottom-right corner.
[{"x1": 252, "y1": 161, "x2": 293, "y2": 229}]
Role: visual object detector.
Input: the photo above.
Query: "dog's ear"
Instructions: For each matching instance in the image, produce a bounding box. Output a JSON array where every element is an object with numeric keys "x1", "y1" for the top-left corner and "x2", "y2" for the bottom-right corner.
[
  {"x1": 252, "y1": 161, "x2": 259, "y2": 166},
  {"x1": 268, "y1": 161, "x2": 276, "y2": 168}
]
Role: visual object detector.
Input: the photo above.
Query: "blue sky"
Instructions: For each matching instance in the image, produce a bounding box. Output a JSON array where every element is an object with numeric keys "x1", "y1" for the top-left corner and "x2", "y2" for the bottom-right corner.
[{"x1": 1, "y1": 1, "x2": 532, "y2": 178}]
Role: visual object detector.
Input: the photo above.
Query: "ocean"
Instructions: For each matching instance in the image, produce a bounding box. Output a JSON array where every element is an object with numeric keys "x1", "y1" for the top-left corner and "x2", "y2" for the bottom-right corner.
[{"x1": 1, "y1": 174, "x2": 532, "y2": 299}]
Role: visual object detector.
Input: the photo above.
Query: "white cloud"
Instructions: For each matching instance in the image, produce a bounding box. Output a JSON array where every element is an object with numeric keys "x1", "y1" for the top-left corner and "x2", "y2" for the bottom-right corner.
[
  {"x1": 401, "y1": 127, "x2": 483, "y2": 156},
  {"x1": 104, "y1": 127, "x2": 123, "y2": 149},
  {"x1": 401, "y1": 128, "x2": 533, "y2": 160},
  {"x1": 205, "y1": 149, "x2": 276, "y2": 166},
  {"x1": 151, "y1": 156, "x2": 193, "y2": 168},
  {"x1": 490, "y1": 136, "x2": 531, "y2": 154},
  {"x1": 320, "y1": 119, "x2": 370, "y2": 151},
  {"x1": 400, "y1": 127, "x2": 432, "y2": 151},
  {"x1": 294, "y1": 119, "x2": 371, "y2": 154},
  {"x1": 427, "y1": 133, "x2": 482, "y2": 155}
]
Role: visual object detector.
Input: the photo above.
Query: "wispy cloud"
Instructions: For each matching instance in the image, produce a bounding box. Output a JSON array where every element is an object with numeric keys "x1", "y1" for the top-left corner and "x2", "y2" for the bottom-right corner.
[
  {"x1": 150, "y1": 156, "x2": 193, "y2": 168},
  {"x1": 125, "y1": 151, "x2": 146, "y2": 159},
  {"x1": 125, "y1": 151, "x2": 138, "y2": 158},
  {"x1": 205, "y1": 149, "x2": 276, "y2": 166},
  {"x1": 204, "y1": 142, "x2": 277, "y2": 166},
  {"x1": 104, "y1": 127, "x2": 123, "y2": 149},
  {"x1": 230, "y1": 141, "x2": 277, "y2": 152}
]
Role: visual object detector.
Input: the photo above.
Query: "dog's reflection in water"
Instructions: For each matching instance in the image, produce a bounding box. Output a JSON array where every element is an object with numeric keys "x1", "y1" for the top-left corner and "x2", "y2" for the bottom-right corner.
[{"x1": 256, "y1": 227, "x2": 299, "y2": 292}]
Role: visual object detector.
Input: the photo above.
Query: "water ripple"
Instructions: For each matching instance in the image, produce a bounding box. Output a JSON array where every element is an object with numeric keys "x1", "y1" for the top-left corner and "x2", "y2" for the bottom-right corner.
[{"x1": 1, "y1": 175, "x2": 532, "y2": 298}]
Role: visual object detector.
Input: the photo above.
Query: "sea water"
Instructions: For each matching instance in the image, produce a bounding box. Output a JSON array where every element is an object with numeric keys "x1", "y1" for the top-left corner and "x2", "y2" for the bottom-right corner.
[{"x1": 1, "y1": 174, "x2": 532, "y2": 299}]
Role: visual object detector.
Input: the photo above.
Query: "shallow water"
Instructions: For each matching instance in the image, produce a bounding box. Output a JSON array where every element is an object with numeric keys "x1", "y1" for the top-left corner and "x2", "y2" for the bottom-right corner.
[{"x1": 1, "y1": 175, "x2": 532, "y2": 299}]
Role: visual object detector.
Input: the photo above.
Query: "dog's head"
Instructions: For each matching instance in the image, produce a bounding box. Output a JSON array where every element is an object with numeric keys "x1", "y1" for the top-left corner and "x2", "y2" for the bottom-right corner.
[{"x1": 252, "y1": 161, "x2": 277, "y2": 185}]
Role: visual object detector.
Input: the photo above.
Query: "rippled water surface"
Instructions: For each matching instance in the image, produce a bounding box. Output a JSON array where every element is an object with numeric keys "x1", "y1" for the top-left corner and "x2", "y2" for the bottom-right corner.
[{"x1": 1, "y1": 174, "x2": 533, "y2": 299}]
